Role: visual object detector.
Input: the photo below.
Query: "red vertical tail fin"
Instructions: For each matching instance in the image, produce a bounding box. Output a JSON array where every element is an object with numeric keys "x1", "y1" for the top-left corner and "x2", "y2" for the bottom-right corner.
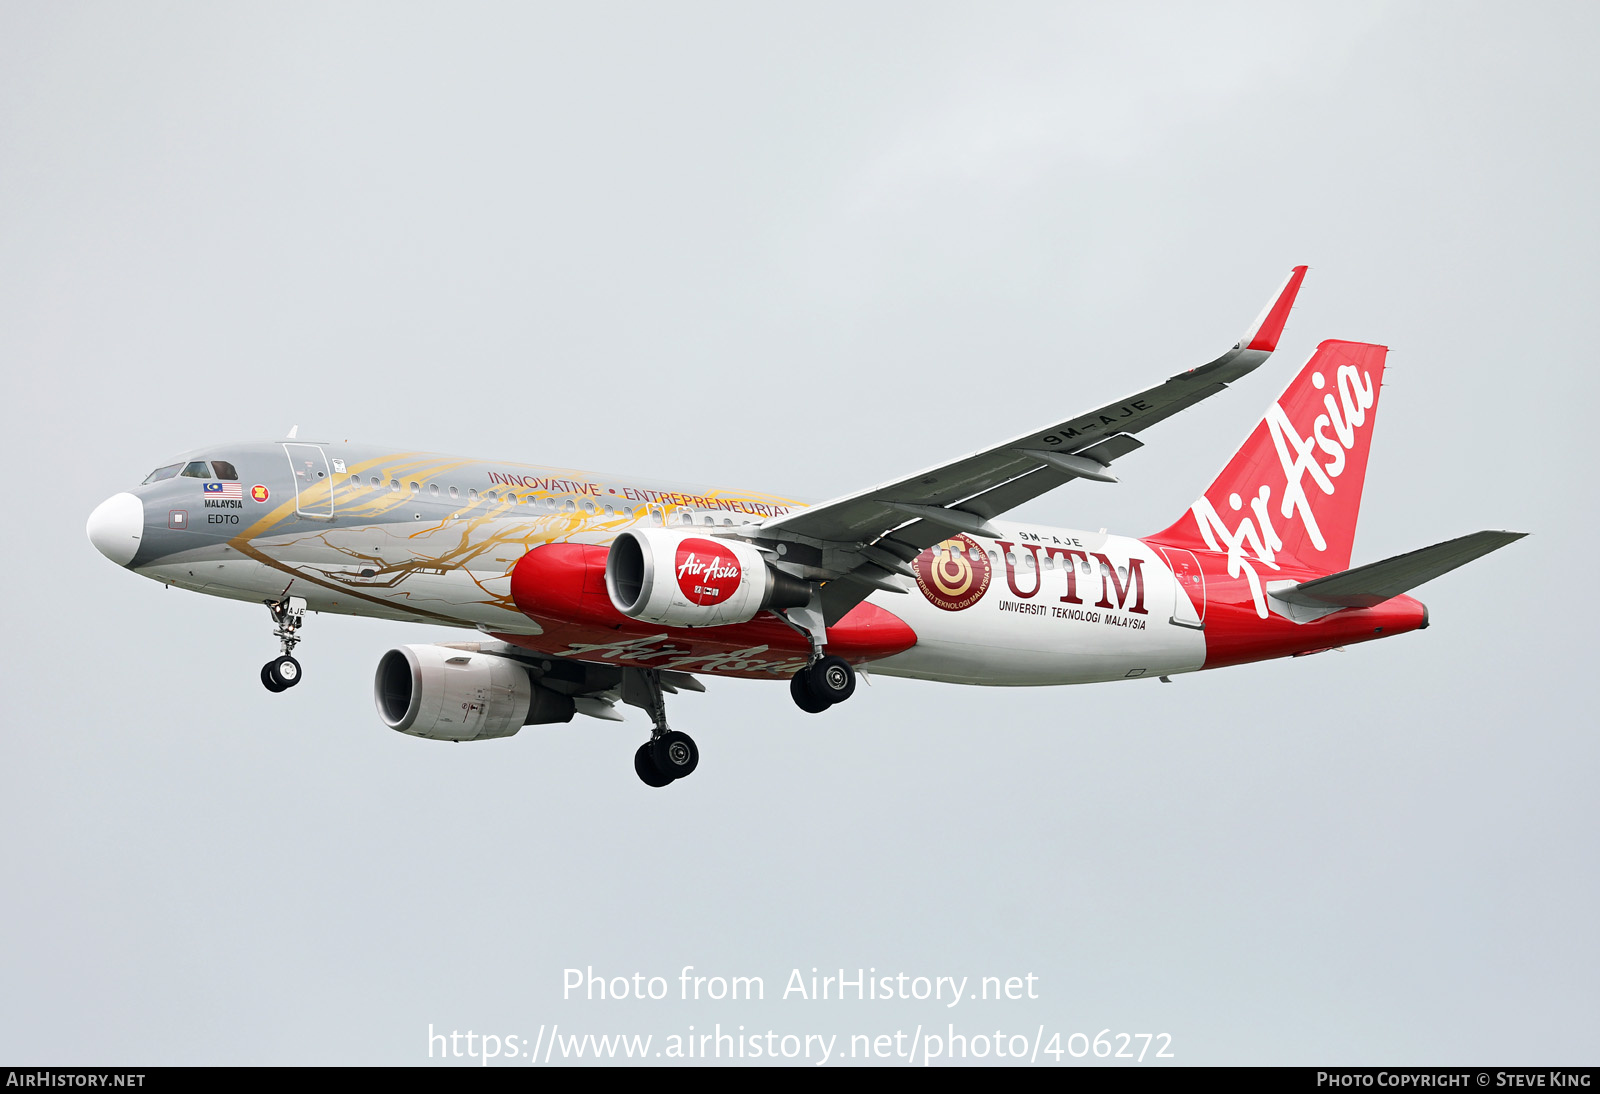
[{"x1": 1150, "y1": 339, "x2": 1387, "y2": 573}]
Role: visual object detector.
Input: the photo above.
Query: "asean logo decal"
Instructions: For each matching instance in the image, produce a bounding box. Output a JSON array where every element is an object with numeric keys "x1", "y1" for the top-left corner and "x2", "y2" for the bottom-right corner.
[
  {"x1": 913, "y1": 534, "x2": 992, "y2": 612},
  {"x1": 675, "y1": 538, "x2": 743, "y2": 605},
  {"x1": 250, "y1": 484, "x2": 270, "y2": 503}
]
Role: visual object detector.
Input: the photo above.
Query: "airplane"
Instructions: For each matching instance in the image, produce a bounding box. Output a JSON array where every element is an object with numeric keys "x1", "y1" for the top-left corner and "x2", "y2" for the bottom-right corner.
[{"x1": 85, "y1": 268, "x2": 1525, "y2": 787}]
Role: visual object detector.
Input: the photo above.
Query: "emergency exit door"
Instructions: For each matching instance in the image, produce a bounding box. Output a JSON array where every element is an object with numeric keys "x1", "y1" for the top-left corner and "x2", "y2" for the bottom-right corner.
[{"x1": 1158, "y1": 546, "x2": 1205, "y2": 629}]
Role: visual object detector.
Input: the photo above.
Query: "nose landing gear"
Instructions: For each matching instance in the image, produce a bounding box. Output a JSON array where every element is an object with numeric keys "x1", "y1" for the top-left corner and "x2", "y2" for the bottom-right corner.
[
  {"x1": 260, "y1": 596, "x2": 307, "y2": 692},
  {"x1": 260, "y1": 656, "x2": 302, "y2": 692}
]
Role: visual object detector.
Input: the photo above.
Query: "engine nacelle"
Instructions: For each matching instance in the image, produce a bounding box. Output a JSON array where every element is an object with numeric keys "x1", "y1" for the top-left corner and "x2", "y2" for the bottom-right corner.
[
  {"x1": 374, "y1": 644, "x2": 575, "y2": 741},
  {"x1": 605, "y1": 529, "x2": 810, "y2": 627}
]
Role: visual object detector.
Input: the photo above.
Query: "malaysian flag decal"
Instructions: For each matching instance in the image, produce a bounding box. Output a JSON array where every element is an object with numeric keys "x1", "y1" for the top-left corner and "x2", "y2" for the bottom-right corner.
[{"x1": 203, "y1": 481, "x2": 243, "y2": 499}]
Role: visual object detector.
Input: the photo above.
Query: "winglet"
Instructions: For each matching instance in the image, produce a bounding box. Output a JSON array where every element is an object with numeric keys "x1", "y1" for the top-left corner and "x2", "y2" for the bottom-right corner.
[{"x1": 1240, "y1": 265, "x2": 1308, "y2": 352}]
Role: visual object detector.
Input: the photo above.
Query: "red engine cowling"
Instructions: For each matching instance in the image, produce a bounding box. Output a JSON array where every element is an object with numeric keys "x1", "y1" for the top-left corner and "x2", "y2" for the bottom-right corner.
[{"x1": 604, "y1": 529, "x2": 810, "y2": 628}]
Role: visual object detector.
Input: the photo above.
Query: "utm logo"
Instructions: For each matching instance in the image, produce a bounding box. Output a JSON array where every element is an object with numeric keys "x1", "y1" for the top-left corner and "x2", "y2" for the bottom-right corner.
[
  {"x1": 250, "y1": 484, "x2": 270, "y2": 503},
  {"x1": 913, "y1": 534, "x2": 992, "y2": 612}
]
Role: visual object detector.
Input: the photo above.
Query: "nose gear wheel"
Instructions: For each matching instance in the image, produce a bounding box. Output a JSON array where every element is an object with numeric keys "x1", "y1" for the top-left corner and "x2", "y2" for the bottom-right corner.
[{"x1": 260, "y1": 596, "x2": 308, "y2": 691}]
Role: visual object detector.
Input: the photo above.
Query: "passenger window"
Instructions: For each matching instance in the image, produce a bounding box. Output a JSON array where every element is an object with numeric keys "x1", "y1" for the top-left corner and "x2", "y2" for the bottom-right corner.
[
  {"x1": 469, "y1": 489, "x2": 478, "y2": 500},
  {"x1": 210, "y1": 461, "x2": 239, "y2": 480},
  {"x1": 141, "y1": 463, "x2": 183, "y2": 484},
  {"x1": 428, "y1": 484, "x2": 439, "y2": 496},
  {"x1": 180, "y1": 461, "x2": 211, "y2": 479},
  {"x1": 390, "y1": 479, "x2": 400, "y2": 492},
  {"x1": 604, "y1": 505, "x2": 614, "y2": 517},
  {"x1": 370, "y1": 477, "x2": 381, "y2": 487},
  {"x1": 448, "y1": 486, "x2": 459, "y2": 499},
  {"x1": 409, "y1": 482, "x2": 420, "y2": 494}
]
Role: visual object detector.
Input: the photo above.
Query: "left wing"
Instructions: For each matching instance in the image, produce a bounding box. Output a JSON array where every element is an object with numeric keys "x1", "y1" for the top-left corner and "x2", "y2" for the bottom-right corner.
[{"x1": 748, "y1": 267, "x2": 1309, "y2": 623}]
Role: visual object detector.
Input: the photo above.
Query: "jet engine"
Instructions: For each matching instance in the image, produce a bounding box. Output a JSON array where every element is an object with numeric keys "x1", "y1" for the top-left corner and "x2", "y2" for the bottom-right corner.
[
  {"x1": 374, "y1": 644, "x2": 575, "y2": 741},
  {"x1": 605, "y1": 529, "x2": 810, "y2": 627}
]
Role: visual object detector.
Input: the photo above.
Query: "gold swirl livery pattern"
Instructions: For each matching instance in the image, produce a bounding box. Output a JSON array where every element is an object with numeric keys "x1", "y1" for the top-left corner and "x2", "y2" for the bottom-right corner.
[{"x1": 913, "y1": 534, "x2": 993, "y2": 612}]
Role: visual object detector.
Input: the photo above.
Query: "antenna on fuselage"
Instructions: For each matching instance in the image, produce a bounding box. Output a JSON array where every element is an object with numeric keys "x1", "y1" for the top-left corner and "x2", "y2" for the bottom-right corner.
[{"x1": 286, "y1": 425, "x2": 299, "y2": 439}]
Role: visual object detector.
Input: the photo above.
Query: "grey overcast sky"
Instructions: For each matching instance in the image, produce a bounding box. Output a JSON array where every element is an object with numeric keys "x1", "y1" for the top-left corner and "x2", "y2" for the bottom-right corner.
[{"x1": 1, "y1": 1, "x2": 1595, "y2": 1066}]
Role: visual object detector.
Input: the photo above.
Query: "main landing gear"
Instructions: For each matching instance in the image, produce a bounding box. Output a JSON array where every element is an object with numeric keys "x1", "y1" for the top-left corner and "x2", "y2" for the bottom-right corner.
[
  {"x1": 774, "y1": 589, "x2": 859, "y2": 715},
  {"x1": 624, "y1": 668, "x2": 700, "y2": 788},
  {"x1": 260, "y1": 595, "x2": 307, "y2": 693},
  {"x1": 789, "y1": 654, "x2": 857, "y2": 714}
]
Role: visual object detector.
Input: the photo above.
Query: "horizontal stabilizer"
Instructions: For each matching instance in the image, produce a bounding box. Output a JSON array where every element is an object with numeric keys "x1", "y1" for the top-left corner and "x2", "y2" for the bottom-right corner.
[{"x1": 1274, "y1": 530, "x2": 1528, "y2": 610}]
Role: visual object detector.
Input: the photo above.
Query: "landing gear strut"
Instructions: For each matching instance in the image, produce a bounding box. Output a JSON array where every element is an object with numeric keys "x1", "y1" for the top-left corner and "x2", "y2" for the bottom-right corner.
[
  {"x1": 260, "y1": 595, "x2": 307, "y2": 692},
  {"x1": 622, "y1": 668, "x2": 699, "y2": 787}
]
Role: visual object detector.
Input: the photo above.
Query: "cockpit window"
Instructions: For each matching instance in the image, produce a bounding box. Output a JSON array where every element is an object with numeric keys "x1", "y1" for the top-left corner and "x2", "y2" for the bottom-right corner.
[
  {"x1": 180, "y1": 461, "x2": 211, "y2": 479},
  {"x1": 210, "y1": 461, "x2": 239, "y2": 481},
  {"x1": 141, "y1": 463, "x2": 183, "y2": 484}
]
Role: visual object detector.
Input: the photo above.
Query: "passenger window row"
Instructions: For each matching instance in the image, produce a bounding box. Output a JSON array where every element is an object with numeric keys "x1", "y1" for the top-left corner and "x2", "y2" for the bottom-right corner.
[
  {"x1": 140, "y1": 461, "x2": 746, "y2": 530},
  {"x1": 338, "y1": 475, "x2": 753, "y2": 527}
]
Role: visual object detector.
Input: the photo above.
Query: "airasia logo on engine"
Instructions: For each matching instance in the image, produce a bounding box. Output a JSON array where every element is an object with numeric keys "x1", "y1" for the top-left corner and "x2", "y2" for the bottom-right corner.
[{"x1": 675, "y1": 539, "x2": 743, "y2": 605}]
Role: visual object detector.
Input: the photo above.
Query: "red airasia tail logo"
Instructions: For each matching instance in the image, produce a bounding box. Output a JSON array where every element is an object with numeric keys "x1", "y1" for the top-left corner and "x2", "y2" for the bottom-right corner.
[{"x1": 675, "y1": 539, "x2": 743, "y2": 605}]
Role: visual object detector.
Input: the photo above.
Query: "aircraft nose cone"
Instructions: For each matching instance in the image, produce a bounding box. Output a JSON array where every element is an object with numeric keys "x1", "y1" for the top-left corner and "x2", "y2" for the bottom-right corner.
[{"x1": 87, "y1": 492, "x2": 144, "y2": 566}]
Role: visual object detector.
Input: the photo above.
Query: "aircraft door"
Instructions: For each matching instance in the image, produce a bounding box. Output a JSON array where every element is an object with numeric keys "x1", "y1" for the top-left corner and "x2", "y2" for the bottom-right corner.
[
  {"x1": 1158, "y1": 546, "x2": 1205, "y2": 629},
  {"x1": 282, "y1": 443, "x2": 334, "y2": 520}
]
